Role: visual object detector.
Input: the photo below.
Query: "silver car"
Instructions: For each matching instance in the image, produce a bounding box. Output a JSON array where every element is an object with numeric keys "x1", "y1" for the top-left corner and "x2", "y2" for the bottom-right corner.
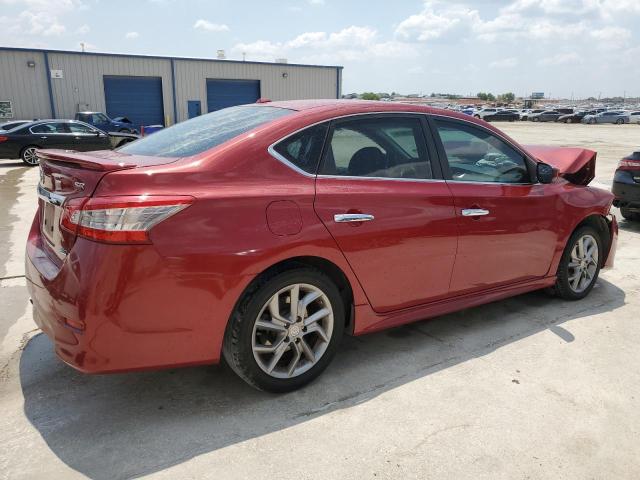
[{"x1": 582, "y1": 111, "x2": 630, "y2": 124}]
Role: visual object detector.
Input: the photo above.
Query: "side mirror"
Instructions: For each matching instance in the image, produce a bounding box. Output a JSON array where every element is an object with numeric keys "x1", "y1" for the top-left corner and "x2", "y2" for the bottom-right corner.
[{"x1": 537, "y1": 162, "x2": 555, "y2": 184}]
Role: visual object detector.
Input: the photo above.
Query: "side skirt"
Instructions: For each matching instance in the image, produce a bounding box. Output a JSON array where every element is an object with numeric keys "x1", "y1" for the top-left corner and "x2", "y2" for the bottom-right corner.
[{"x1": 353, "y1": 276, "x2": 557, "y2": 335}]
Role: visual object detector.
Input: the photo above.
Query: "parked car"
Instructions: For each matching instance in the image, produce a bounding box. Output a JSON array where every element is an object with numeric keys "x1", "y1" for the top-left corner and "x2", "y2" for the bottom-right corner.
[
  {"x1": 0, "y1": 120, "x2": 31, "y2": 131},
  {"x1": 520, "y1": 109, "x2": 544, "y2": 121},
  {"x1": 557, "y1": 111, "x2": 595, "y2": 124},
  {"x1": 75, "y1": 111, "x2": 139, "y2": 134},
  {"x1": 473, "y1": 108, "x2": 499, "y2": 119},
  {"x1": 612, "y1": 151, "x2": 640, "y2": 221},
  {"x1": 582, "y1": 111, "x2": 629, "y2": 124},
  {"x1": 628, "y1": 112, "x2": 640, "y2": 124},
  {"x1": 528, "y1": 110, "x2": 562, "y2": 122},
  {"x1": 482, "y1": 111, "x2": 519, "y2": 122},
  {"x1": 0, "y1": 119, "x2": 111, "y2": 165},
  {"x1": 27, "y1": 101, "x2": 617, "y2": 392},
  {"x1": 554, "y1": 108, "x2": 574, "y2": 115}
]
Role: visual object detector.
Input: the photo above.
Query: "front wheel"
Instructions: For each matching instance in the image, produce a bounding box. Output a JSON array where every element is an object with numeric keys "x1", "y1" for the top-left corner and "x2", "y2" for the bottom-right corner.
[
  {"x1": 20, "y1": 145, "x2": 40, "y2": 166},
  {"x1": 223, "y1": 268, "x2": 344, "y2": 392},
  {"x1": 552, "y1": 226, "x2": 602, "y2": 300},
  {"x1": 615, "y1": 118, "x2": 624, "y2": 125}
]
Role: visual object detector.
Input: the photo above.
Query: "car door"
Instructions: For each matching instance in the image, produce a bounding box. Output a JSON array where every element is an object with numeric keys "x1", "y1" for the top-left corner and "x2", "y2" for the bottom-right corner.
[
  {"x1": 313, "y1": 114, "x2": 458, "y2": 313},
  {"x1": 66, "y1": 122, "x2": 110, "y2": 151},
  {"x1": 90, "y1": 113, "x2": 112, "y2": 132},
  {"x1": 29, "y1": 122, "x2": 73, "y2": 149},
  {"x1": 429, "y1": 116, "x2": 559, "y2": 296}
]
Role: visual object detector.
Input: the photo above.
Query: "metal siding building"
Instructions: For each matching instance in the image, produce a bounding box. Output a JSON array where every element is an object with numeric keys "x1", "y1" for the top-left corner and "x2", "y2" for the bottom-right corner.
[{"x1": 0, "y1": 47, "x2": 342, "y2": 125}]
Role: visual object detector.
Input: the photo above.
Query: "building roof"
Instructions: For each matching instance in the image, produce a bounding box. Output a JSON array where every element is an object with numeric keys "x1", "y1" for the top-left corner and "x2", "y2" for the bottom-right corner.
[{"x1": 0, "y1": 46, "x2": 343, "y2": 70}]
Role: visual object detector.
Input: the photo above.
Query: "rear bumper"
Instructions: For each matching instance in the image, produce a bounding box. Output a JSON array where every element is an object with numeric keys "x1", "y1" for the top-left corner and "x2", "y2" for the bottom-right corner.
[
  {"x1": 25, "y1": 213, "x2": 253, "y2": 374},
  {"x1": 612, "y1": 170, "x2": 640, "y2": 209}
]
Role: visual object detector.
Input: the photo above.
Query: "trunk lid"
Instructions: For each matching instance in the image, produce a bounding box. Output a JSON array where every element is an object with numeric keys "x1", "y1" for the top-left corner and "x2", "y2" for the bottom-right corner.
[
  {"x1": 37, "y1": 149, "x2": 178, "y2": 264},
  {"x1": 524, "y1": 145, "x2": 596, "y2": 186}
]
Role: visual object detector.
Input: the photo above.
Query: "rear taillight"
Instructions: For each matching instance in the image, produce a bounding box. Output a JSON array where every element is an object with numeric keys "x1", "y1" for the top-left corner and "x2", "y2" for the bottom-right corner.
[
  {"x1": 60, "y1": 195, "x2": 193, "y2": 244},
  {"x1": 0, "y1": 136, "x2": 8, "y2": 142},
  {"x1": 618, "y1": 158, "x2": 640, "y2": 169}
]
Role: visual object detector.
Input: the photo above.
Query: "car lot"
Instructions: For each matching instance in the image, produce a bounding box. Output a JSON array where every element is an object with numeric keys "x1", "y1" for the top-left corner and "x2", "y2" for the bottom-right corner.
[{"x1": 0, "y1": 121, "x2": 639, "y2": 479}]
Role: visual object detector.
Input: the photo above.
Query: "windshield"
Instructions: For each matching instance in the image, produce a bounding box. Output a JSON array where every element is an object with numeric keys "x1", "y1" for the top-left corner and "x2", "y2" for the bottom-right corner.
[{"x1": 119, "y1": 106, "x2": 293, "y2": 157}]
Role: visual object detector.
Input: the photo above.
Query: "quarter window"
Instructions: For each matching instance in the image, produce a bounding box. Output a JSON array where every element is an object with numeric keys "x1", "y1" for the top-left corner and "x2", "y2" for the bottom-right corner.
[
  {"x1": 434, "y1": 119, "x2": 530, "y2": 184},
  {"x1": 272, "y1": 123, "x2": 328, "y2": 174},
  {"x1": 319, "y1": 116, "x2": 433, "y2": 179}
]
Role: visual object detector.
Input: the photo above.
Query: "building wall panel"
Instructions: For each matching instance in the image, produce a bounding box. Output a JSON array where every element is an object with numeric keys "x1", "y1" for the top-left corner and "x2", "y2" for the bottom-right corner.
[{"x1": 0, "y1": 50, "x2": 50, "y2": 120}]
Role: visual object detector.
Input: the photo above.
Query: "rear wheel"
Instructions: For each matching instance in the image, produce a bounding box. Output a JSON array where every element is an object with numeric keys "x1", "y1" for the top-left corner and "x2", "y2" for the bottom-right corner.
[
  {"x1": 20, "y1": 145, "x2": 39, "y2": 166},
  {"x1": 620, "y1": 207, "x2": 639, "y2": 221},
  {"x1": 553, "y1": 226, "x2": 602, "y2": 300},
  {"x1": 223, "y1": 268, "x2": 344, "y2": 392},
  {"x1": 566, "y1": 118, "x2": 572, "y2": 124},
  {"x1": 616, "y1": 118, "x2": 624, "y2": 125}
]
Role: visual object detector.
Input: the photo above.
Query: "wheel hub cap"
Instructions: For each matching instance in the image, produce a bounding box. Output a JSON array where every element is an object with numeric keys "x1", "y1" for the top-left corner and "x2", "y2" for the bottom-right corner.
[
  {"x1": 251, "y1": 283, "x2": 334, "y2": 379},
  {"x1": 567, "y1": 234, "x2": 599, "y2": 293}
]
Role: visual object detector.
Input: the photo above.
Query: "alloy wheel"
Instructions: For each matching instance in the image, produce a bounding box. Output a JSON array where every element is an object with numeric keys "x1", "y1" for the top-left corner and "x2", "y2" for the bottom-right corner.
[
  {"x1": 567, "y1": 234, "x2": 599, "y2": 293},
  {"x1": 22, "y1": 147, "x2": 39, "y2": 165},
  {"x1": 252, "y1": 283, "x2": 334, "y2": 379}
]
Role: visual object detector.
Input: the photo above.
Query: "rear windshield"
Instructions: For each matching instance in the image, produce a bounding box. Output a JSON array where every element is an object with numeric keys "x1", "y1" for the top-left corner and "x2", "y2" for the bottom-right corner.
[{"x1": 118, "y1": 105, "x2": 293, "y2": 157}]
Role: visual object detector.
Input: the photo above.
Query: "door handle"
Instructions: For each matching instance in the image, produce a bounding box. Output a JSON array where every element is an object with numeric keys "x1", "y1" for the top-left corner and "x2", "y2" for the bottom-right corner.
[
  {"x1": 462, "y1": 208, "x2": 490, "y2": 217},
  {"x1": 40, "y1": 136, "x2": 48, "y2": 139},
  {"x1": 334, "y1": 213, "x2": 375, "y2": 223}
]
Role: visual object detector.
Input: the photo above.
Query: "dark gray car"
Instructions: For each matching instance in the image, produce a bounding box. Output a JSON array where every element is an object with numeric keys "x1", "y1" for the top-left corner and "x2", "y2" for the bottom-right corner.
[
  {"x1": 0, "y1": 119, "x2": 111, "y2": 166},
  {"x1": 528, "y1": 110, "x2": 562, "y2": 122}
]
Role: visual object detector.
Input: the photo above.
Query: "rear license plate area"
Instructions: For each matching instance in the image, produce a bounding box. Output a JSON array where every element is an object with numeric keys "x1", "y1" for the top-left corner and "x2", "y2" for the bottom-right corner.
[{"x1": 41, "y1": 201, "x2": 57, "y2": 242}]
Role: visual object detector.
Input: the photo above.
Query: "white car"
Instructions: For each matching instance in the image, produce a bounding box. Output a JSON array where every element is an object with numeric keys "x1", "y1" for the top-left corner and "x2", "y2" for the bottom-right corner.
[
  {"x1": 473, "y1": 108, "x2": 499, "y2": 119},
  {"x1": 629, "y1": 112, "x2": 640, "y2": 124}
]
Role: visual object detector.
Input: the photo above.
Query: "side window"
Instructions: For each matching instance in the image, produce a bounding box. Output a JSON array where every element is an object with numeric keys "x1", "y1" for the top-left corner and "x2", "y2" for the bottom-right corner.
[
  {"x1": 68, "y1": 122, "x2": 95, "y2": 134},
  {"x1": 31, "y1": 123, "x2": 66, "y2": 134},
  {"x1": 272, "y1": 123, "x2": 328, "y2": 174},
  {"x1": 319, "y1": 116, "x2": 433, "y2": 179},
  {"x1": 434, "y1": 119, "x2": 530, "y2": 184}
]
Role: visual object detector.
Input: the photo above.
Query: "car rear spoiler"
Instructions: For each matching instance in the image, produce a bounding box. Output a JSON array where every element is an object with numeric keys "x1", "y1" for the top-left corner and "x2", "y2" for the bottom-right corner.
[{"x1": 524, "y1": 145, "x2": 596, "y2": 186}]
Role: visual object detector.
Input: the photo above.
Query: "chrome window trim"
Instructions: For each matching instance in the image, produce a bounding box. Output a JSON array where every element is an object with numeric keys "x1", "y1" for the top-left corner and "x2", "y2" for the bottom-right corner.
[
  {"x1": 267, "y1": 111, "x2": 435, "y2": 182},
  {"x1": 317, "y1": 174, "x2": 446, "y2": 184}
]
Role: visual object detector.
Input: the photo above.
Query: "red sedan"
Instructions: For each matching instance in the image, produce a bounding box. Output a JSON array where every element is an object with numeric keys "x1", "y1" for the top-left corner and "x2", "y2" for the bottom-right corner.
[{"x1": 26, "y1": 100, "x2": 617, "y2": 392}]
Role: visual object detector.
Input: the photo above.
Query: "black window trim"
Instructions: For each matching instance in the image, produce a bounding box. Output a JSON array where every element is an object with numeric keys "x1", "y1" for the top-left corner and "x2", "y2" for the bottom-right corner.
[
  {"x1": 268, "y1": 112, "x2": 445, "y2": 182},
  {"x1": 425, "y1": 114, "x2": 539, "y2": 185}
]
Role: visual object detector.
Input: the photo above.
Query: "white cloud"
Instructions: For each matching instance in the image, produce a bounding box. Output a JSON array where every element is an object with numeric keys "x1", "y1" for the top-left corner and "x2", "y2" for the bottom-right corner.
[
  {"x1": 395, "y1": 1, "x2": 480, "y2": 41},
  {"x1": 193, "y1": 19, "x2": 230, "y2": 32},
  {"x1": 489, "y1": 57, "x2": 518, "y2": 68},
  {"x1": 75, "y1": 24, "x2": 90, "y2": 35},
  {"x1": 538, "y1": 52, "x2": 582, "y2": 66},
  {"x1": 125, "y1": 31, "x2": 139, "y2": 39},
  {"x1": 232, "y1": 25, "x2": 417, "y2": 63},
  {"x1": 308, "y1": 0, "x2": 324, "y2": 4},
  {"x1": 0, "y1": 0, "x2": 84, "y2": 39}
]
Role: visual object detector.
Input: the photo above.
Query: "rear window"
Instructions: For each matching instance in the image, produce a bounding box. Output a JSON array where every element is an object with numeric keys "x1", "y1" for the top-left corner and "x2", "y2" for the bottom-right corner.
[{"x1": 119, "y1": 106, "x2": 293, "y2": 157}]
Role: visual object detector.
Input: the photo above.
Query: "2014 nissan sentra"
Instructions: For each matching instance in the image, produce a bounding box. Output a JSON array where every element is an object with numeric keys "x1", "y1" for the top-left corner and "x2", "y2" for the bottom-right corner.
[{"x1": 26, "y1": 100, "x2": 617, "y2": 392}]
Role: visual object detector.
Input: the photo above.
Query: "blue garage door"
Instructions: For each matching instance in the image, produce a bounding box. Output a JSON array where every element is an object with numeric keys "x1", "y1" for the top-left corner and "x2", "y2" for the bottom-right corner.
[
  {"x1": 206, "y1": 79, "x2": 261, "y2": 112},
  {"x1": 104, "y1": 76, "x2": 164, "y2": 128}
]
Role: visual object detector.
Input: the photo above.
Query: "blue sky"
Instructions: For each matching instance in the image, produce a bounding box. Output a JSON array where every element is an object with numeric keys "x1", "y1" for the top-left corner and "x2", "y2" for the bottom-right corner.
[{"x1": 1, "y1": 0, "x2": 639, "y2": 98}]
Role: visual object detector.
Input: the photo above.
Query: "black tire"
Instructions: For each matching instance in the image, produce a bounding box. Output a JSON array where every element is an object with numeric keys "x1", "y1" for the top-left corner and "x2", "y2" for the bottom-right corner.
[
  {"x1": 552, "y1": 226, "x2": 602, "y2": 301},
  {"x1": 615, "y1": 118, "x2": 623, "y2": 125},
  {"x1": 533, "y1": 117, "x2": 539, "y2": 122},
  {"x1": 620, "y1": 208, "x2": 638, "y2": 221},
  {"x1": 223, "y1": 267, "x2": 345, "y2": 392},
  {"x1": 20, "y1": 145, "x2": 40, "y2": 166},
  {"x1": 566, "y1": 118, "x2": 572, "y2": 124}
]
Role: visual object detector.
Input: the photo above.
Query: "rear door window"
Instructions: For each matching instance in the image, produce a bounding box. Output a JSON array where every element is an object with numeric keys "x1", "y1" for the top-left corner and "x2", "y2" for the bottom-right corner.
[
  {"x1": 119, "y1": 106, "x2": 292, "y2": 157},
  {"x1": 319, "y1": 116, "x2": 433, "y2": 179}
]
